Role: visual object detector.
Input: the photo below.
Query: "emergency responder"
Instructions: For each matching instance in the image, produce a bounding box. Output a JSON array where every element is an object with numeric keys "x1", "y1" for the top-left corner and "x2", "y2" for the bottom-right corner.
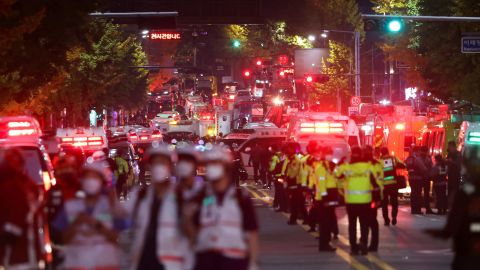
[
  {"x1": 323, "y1": 147, "x2": 340, "y2": 240},
  {"x1": 283, "y1": 142, "x2": 304, "y2": 225},
  {"x1": 310, "y1": 145, "x2": 337, "y2": 252},
  {"x1": 128, "y1": 144, "x2": 193, "y2": 270},
  {"x1": 405, "y1": 146, "x2": 428, "y2": 214},
  {"x1": 336, "y1": 146, "x2": 378, "y2": 255},
  {"x1": 0, "y1": 148, "x2": 42, "y2": 269},
  {"x1": 420, "y1": 146, "x2": 434, "y2": 214},
  {"x1": 248, "y1": 143, "x2": 261, "y2": 185},
  {"x1": 300, "y1": 141, "x2": 320, "y2": 232},
  {"x1": 270, "y1": 145, "x2": 286, "y2": 212},
  {"x1": 259, "y1": 145, "x2": 272, "y2": 188},
  {"x1": 446, "y1": 141, "x2": 462, "y2": 207},
  {"x1": 379, "y1": 147, "x2": 403, "y2": 226},
  {"x1": 363, "y1": 146, "x2": 382, "y2": 252},
  {"x1": 114, "y1": 149, "x2": 130, "y2": 198},
  {"x1": 425, "y1": 145, "x2": 480, "y2": 270},
  {"x1": 189, "y1": 146, "x2": 259, "y2": 270},
  {"x1": 52, "y1": 161, "x2": 127, "y2": 270},
  {"x1": 431, "y1": 154, "x2": 448, "y2": 215}
]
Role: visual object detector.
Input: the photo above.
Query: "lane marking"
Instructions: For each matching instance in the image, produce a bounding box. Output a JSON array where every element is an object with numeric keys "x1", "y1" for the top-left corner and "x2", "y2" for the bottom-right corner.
[{"x1": 243, "y1": 186, "x2": 376, "y2": 270}]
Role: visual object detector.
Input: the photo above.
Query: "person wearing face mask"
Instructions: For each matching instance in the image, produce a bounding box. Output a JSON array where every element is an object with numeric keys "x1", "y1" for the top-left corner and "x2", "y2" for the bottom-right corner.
[
  {"x1": 127, "y1": 144, "x2": 194, "y2": 270},
  {"x1": 175, "y1": 145, "x2": 203, "y2": 201},
  {"x1": 52, "y1": 161, "x2": 126, "y2": 270},
  {"x1": 187, "y1": 146, "x2": 259, "y2": 270}
]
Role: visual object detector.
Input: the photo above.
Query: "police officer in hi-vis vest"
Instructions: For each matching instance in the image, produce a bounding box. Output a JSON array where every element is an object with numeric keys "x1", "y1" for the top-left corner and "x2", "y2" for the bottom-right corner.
[{"x1": 336, "y1": 146, "x2": 378, "y2": 255}]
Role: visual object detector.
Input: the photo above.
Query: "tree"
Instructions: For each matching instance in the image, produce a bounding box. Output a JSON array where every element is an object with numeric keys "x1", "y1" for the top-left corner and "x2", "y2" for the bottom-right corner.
[
  {"x1": 309, "y1": 41, "x2": 351, "y2": 110},
  {"x1": 0, "y1": 0, "x2": 106, "y2": 114},
  {"x1": 372, "y1": 0, "x2": 480, "y2": 102},
  {"x1": 54, "y1": 20, "x2": 148, "y2": 125}
]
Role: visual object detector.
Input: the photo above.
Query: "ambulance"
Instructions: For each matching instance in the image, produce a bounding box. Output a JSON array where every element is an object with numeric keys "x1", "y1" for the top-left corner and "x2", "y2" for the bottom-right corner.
[
  {"x1": 220, "y1": 127, "x2": 287, "y2": 166},
  {"x1": 0, "y1": 116, "x2": 54, "y2": 267},
  {"x1": 0, "y1": 116, "x2": 55, "y2": 190},
  {"x1": 287, "y1": 112, "x2": 360, "y2": 163},
  {"x1": 56, "y1": 127, "x2": 108, "y2": 156}
]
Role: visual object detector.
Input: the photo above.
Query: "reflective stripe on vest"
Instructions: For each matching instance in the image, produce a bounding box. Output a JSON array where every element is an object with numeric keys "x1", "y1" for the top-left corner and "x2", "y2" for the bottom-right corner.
[
  {"x1": 382, "y1": 157, "x2": 396, "y2": 185},
  {"x1": 345, "y1": 190, "x2": 372, "y2": 195},
  {"x1": 344, "y1": 162, "x2": 373, "y2": 204}
]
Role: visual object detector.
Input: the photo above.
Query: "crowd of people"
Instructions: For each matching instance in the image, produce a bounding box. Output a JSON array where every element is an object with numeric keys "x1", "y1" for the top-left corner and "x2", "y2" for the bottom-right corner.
[
  {"x1": 0, "y1": 144, "x2": 259, "y2": 270},
  {"x1": 2, "y1": 137, "x2": 480, "y2": 269},
  {"x1": 266, "y1": 140, "x2": 465, "y2": 255}
]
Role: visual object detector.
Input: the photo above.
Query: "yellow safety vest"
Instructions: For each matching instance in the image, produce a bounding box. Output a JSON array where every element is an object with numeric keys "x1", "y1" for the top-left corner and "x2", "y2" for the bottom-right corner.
[
  {"x1": 299, "y1": 155, "x2": 312, "y2": 187},
  {"x1": 313, "y1": 161, "x2": 328, "y2": 201},
  {"x1": 283, "y1": 155, "x2": 301, "y2": 182},
  {"x1": 336, "y1": 162, "x2": 373, "y2": 204},
  {"x1": 269, "y1": 153, "x2": 281, "y2": 174}
]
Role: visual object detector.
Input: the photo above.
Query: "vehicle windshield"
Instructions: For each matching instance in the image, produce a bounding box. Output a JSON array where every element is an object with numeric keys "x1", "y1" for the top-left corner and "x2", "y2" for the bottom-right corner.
[
  {"x1": 219, "y1": 138, "x2": 247, "y2": 147},
  {"x1": 0, "y1": 146, "x2": 46, "y2": 184}
]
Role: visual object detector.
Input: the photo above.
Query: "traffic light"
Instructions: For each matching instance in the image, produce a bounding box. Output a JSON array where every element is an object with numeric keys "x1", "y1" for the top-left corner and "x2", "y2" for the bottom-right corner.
[
  {"x1": 243, "y1": 70, "x2": 251, "y2": 77},
  {"x1": 233, "y1": 40, "x2": 241, "y2": 48},
  {"x1": 304, "y1": 74, "x2": 329, "y2": 83},
  {"x1": 387, "y1": 19, "x2": 402, "y2": 33}
]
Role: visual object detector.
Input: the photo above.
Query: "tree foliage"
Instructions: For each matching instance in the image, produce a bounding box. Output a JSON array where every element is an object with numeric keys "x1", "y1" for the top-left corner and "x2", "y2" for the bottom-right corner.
[{"x1": 372, "y1": 0, "x2": 480, "y2": 103}]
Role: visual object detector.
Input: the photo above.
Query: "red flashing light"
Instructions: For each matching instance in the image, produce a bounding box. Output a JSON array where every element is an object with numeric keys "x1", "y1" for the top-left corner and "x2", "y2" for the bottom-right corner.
[
  {"x1": 256, "y1": 60, "x2": 262, "y2": 66},
  {"x1": 299, "y1": 121, "x2": 345, "y2": 134},
  {"x1": 306, "y1": 76, "x2": 313, "y2": 83},
  {"x1": 61, "y1": 137, "x2": 73, "y2": 143},
  {"x1": 244, "y1": 70, "x2": 251, "y2": 77},
  {"x1": 8, "y1": 121, "x2": 32, "y2": 128},
  {"x1": 8, "y1": 129, "x2": 35, "y2": 136}
]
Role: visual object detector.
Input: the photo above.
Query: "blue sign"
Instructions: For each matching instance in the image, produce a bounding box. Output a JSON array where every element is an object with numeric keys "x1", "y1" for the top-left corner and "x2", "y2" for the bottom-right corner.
[{"x1": 462, "y1": 37, "x2": 480, "y2": 53}]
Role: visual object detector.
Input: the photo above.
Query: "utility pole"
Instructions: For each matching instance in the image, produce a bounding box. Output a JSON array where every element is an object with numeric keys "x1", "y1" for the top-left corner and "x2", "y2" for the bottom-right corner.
[{"x1": 354, "y1": 31, "x2": 361, "y2": 97}]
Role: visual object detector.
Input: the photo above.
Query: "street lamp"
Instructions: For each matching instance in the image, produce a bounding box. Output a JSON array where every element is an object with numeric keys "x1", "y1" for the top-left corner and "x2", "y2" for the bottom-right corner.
[
  {"x1": 308, "y1": 35, "x2": 316, "y2": 41},
  {"x1": 320, "y1": 32, "x2": 328, "y2": 38}
]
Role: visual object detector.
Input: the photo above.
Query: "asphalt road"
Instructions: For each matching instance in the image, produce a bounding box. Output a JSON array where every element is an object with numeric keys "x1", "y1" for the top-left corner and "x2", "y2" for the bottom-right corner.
[{"x1": 242, "y1": 184, "x2": 453, "y2": 270}]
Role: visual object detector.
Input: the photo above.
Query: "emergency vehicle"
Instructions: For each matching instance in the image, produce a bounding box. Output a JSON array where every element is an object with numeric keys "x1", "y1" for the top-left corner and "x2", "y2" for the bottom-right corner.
[
  {"x1": 56, "y1": 127, "x2": 108, "y2": 156},
  {"x1": 457, "y1": 121, "x2": 480, "y2": 154},
  {"x1": 166, "y1": 120, "x2": 200, "y2": 141},
  {"x1": 286, "y1": 112, "x2": 360, "y2": 162},
  {"x1": 0, "y1": 116, "x2": 54, "y2": 267},
  {"x1": 150, "y1": 111, "x2": 180, "y2": 133},
  {"x1": 221, "y1": 128, "x2": 287, "y2": 166}
]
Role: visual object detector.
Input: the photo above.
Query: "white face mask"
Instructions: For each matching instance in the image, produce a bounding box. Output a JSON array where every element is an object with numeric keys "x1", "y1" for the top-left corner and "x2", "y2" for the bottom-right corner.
[
  {"x1": 82, "y1": 178, "x2": 102, "y2": 195},
  {"x1": 151, "y1": 164, "x2": 171, "y2": 183},
  {"x1": 176, "y1": 161, "x2": 196, "y2": 178},
  {"x1": 205, "y1": 164, "x2": 225, "y2": 181}
]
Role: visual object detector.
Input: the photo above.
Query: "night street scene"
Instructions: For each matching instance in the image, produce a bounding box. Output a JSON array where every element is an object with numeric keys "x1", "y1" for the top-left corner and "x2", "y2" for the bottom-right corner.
[{"x1": 2, "y1": 0, "x2": 480, "y2": 269}]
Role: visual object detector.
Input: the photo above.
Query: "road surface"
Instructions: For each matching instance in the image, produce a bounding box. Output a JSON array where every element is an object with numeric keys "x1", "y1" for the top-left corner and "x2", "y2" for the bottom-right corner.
[{"x1": 242, "y1": 184, "x2": 452, "y2": 270}]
